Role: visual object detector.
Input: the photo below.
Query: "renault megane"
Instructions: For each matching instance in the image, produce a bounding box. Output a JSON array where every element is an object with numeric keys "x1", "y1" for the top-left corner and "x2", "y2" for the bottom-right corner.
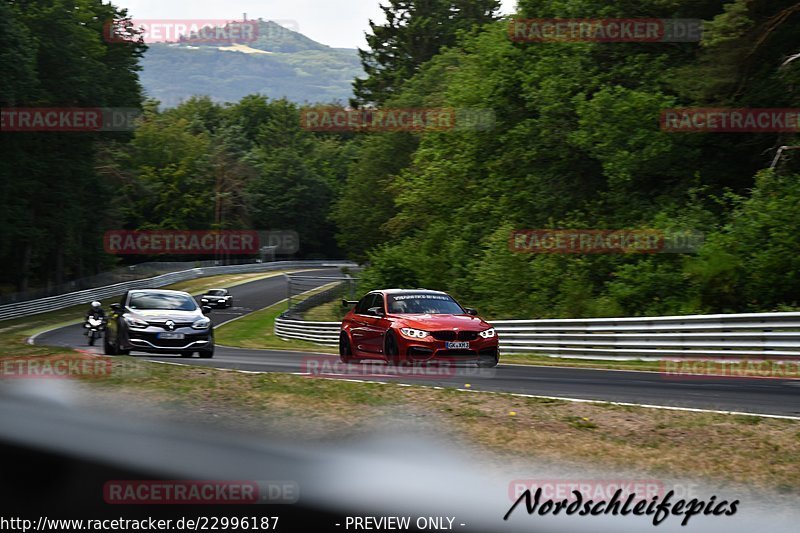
[{"x1": 104, "y1": 289, "x2": 215, "y2": 358}]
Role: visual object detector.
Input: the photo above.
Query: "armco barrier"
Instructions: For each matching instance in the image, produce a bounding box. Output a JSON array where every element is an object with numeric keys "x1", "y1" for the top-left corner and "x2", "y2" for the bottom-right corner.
[
  {"x1": 0, "y1": 259, "x2": 263, "y2": 305},
  {"x1": 275, "y1": 312, "x2": 800, "y2": 360},
  {"x1": 0, "y1": 261, "x2": 356, "y2": 321},
  {"x1": 275, "y1": 318, "x2": 341, "y2": 346}
]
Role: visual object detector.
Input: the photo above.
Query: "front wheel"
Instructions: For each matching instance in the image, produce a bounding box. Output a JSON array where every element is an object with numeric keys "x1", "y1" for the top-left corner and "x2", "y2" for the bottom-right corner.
[
  {"x1": 384, "y1": 332, "x2": 402, "y2": 365},
  {"x1": 104, "y1": 331, "x2": 116, "y2": 355},
  {"x1": 116, "y1": 337, "x2": 130, "y2": 356},
  {"x1": 199, "y1": 348, "x2": 214, "y2": 359},
  {"x1": 339, "y1": 333, "x2": 357, "y2": 363}
]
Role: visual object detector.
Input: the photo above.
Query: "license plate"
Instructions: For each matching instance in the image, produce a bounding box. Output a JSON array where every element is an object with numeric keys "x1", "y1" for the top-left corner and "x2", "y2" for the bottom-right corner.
[
  {"x1": 158, "y1": 332, "x2": 185, "y2": 340},
  {"x1": 446, "y1": 341, "x2": 470, "y2": 350}
]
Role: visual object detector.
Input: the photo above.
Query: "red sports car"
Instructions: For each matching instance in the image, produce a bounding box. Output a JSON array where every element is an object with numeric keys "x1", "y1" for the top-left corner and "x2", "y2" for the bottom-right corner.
[{"x1": 340, "y1": 289, "x2": 500, "y2": 367}]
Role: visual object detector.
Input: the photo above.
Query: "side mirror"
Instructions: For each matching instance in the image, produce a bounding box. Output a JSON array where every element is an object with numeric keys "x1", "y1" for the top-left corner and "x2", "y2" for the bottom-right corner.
[
  {"x1": 202, "y1": 306, "x2": 213, "y2": 314},
  {"x1": 110, "y1": 303, "x2": 122, "y2": 313},
  {"x1": 342, "y1": 299, "x2": 359, "y2": 308},
  {"x1": 465, "y1": 308, "x2": 479, "y2": 316},
  {"x1": 368, "y1": 306, "x2": 386, "y2": 317}
]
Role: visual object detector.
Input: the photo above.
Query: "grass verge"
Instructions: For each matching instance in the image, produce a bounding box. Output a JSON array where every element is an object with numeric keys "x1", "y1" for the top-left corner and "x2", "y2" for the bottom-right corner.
[
  {"x1": 78, "y1": 358, "x2": 800, "y2": 494},
  {"x1": 500, "y1": 353, "x2": 672, "y2": 372},
  {"x1": 4, "y1": 274, "x2": 799, "y2": 494},
  {"x1": 215, "y1": 288, "x2": 338, "y2": 353},
  {"x1": 303, "y1": 299, "x2": 348, "y2": 322}
]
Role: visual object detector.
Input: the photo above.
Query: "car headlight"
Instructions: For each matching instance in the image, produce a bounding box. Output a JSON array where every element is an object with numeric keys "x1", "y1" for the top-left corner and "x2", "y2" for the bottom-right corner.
[
  {"x1": 124, "y1": 316, "x2": 149, "y2": 329},
  {"x1": 201, "y1": 298, "x2": 209, "y2": 303},
  {"x1": 479, "y1": 328, "x2": 496, "y2": 339},
  {"x1": 192, "y1": 317, "x2": 212, "y2": 330},
  {"x1": 400, "y1": 327, "x2": 429, "y2": 339}
]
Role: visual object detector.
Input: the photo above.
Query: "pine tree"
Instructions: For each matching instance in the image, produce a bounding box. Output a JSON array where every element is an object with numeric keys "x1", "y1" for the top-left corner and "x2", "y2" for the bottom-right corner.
[{"x1": 352, "y1": 0, "x2": 500, "y2": 107}]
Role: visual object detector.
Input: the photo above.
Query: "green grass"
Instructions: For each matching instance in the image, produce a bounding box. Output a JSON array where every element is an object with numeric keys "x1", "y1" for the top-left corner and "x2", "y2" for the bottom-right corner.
[
  {"x1": 303, "y1": 299, "x2": 349, "y2": 322},
  {"x1": 565, "y1": 415, "x2": 599, "y2": 430},
  {"x1": 499, "y1": 352, "x2": 670, "y2": 372},
  {"x1": 2, "y1": 271, "x2": 800, "y2": 494},
  {"x1": 73, "y1": 356, "x2": 800, "y2": 493},
  {"x1": 215, "y1": 296, "x2": 337, "y2": 353}
]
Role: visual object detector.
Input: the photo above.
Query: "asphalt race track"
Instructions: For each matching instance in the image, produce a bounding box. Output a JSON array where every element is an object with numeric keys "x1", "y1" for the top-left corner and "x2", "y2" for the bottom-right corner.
[{"x1": 35, "y1": 269, "x2": 800, "y2": 418}]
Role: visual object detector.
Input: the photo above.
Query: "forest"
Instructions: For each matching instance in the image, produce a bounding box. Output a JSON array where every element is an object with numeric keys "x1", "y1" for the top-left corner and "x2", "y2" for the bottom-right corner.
[{"x1": 2, "y1": 0, "x2": 800, "y2": 318}]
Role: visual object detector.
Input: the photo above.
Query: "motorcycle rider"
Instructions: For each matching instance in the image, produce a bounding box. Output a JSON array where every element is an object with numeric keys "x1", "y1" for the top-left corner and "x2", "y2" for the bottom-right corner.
[{"x1": 84, "y1": 301, "x2": 106, "y2": 335}]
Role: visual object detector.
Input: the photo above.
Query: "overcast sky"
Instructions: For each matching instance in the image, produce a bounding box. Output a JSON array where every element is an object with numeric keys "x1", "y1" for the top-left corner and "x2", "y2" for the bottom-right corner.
[{"x1": 114, "y1": 0, "x2": 519, "y2": 49}]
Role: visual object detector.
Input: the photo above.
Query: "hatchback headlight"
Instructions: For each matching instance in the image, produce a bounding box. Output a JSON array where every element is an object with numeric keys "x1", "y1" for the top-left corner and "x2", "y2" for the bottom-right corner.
[
  {"x1": 479, "y1": 328, "x2": 496, "y2": 339},
  {"x1": 124, "y1": 316, "x2": 149, "y2": 329},
  {"x1": 192, "y1": 317, "x2": 212, "y2": 330},
  {"x1": 400, "y1": 327, "x2": 429, "y2": 339}
]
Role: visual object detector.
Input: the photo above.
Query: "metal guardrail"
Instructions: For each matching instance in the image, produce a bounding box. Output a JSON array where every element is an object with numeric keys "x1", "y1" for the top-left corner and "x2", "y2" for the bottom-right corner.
[
  {"x1": 284, "y1": 282, "x2": 345, "y2": 319},
  {"x1": 0, "y1": 259, "x2": 265, "y2": 305},
  {"x1": 275, "y1": 317, "x2": 341, "y2": 345},
  {"x1": 282, "y1": 274, "x2": 359, "y2": 320},
  {"x1": 0, "y1": 261, "x2": 356, "y2": 321},
  {"x1": 275, "y1": 312, "x2": 800, "y2": 359}
]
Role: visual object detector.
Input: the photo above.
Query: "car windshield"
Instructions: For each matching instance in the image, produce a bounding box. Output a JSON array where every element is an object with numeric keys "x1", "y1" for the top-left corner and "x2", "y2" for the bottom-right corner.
[
  {"x1": 206, "y1": 290, "x2": 226, "y2": 296},
  {"x1": 129, "y1": 293, "x2": 197, "y2": 311},
  {"x1": 387, "y1": 294, "x2": 465, "y2": 315}
]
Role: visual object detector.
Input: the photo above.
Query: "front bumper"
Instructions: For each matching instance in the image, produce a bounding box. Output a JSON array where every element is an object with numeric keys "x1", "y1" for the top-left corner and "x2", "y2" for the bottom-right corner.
[
  {"x1": 122, "y1": 326, "x2": 214, "y2": 353},
  {"x1": 398, "y1": 335, "x2": 499, "y2": 363}
]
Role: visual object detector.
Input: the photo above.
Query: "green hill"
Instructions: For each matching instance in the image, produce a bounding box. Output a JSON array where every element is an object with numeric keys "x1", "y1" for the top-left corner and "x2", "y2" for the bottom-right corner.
[{"x1": 140, "y1": 20, "x2": 362, "y2": 107}]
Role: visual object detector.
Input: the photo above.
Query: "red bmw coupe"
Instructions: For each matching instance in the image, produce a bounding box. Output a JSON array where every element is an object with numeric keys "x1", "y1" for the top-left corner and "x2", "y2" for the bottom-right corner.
[{"x1": 340, "y1": 289, "x2": 500, "y2": 367}]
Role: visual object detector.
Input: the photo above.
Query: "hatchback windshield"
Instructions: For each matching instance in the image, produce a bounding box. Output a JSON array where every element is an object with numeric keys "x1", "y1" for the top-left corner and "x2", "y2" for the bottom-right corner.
[
  {"x1": 206, "y1": 290, "x2": 226, "y2": 296},
  {"x1": 387, "y1": 294, "x2": 465, "y2": 315},
  {"x1": 129, "y1": 292, "x2": 198, "y2": 311}
]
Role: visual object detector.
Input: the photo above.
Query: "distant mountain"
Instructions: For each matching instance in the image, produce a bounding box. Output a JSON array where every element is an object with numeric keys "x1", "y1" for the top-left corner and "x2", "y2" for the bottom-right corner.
[{"x1": 139, "y1": 20, "x2": 363, "y2": 107}]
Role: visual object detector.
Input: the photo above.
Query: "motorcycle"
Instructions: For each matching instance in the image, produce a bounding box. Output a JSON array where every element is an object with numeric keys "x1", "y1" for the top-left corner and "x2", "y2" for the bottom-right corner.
[{"x1": 85, "y1": 315, "x2": 106, "y2": 347}]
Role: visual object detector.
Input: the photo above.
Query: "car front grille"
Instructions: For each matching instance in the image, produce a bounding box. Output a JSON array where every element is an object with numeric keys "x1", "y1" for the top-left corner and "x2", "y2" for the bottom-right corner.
[
  {"x1": 431, "y1": 331, "x2": 480, "y2": 342},
  {"x1": 147, "y1": 321, "x2": 194, "y2": 329}
]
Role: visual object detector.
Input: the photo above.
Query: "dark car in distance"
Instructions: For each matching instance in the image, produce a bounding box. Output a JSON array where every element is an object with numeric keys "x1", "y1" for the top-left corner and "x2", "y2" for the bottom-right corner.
[
  {"x1": 104, "y1": 289, "x2": 215, "y2": 358},
  {"x1": 201, "y1": 288, "x2": 233, "y2": 308}
]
